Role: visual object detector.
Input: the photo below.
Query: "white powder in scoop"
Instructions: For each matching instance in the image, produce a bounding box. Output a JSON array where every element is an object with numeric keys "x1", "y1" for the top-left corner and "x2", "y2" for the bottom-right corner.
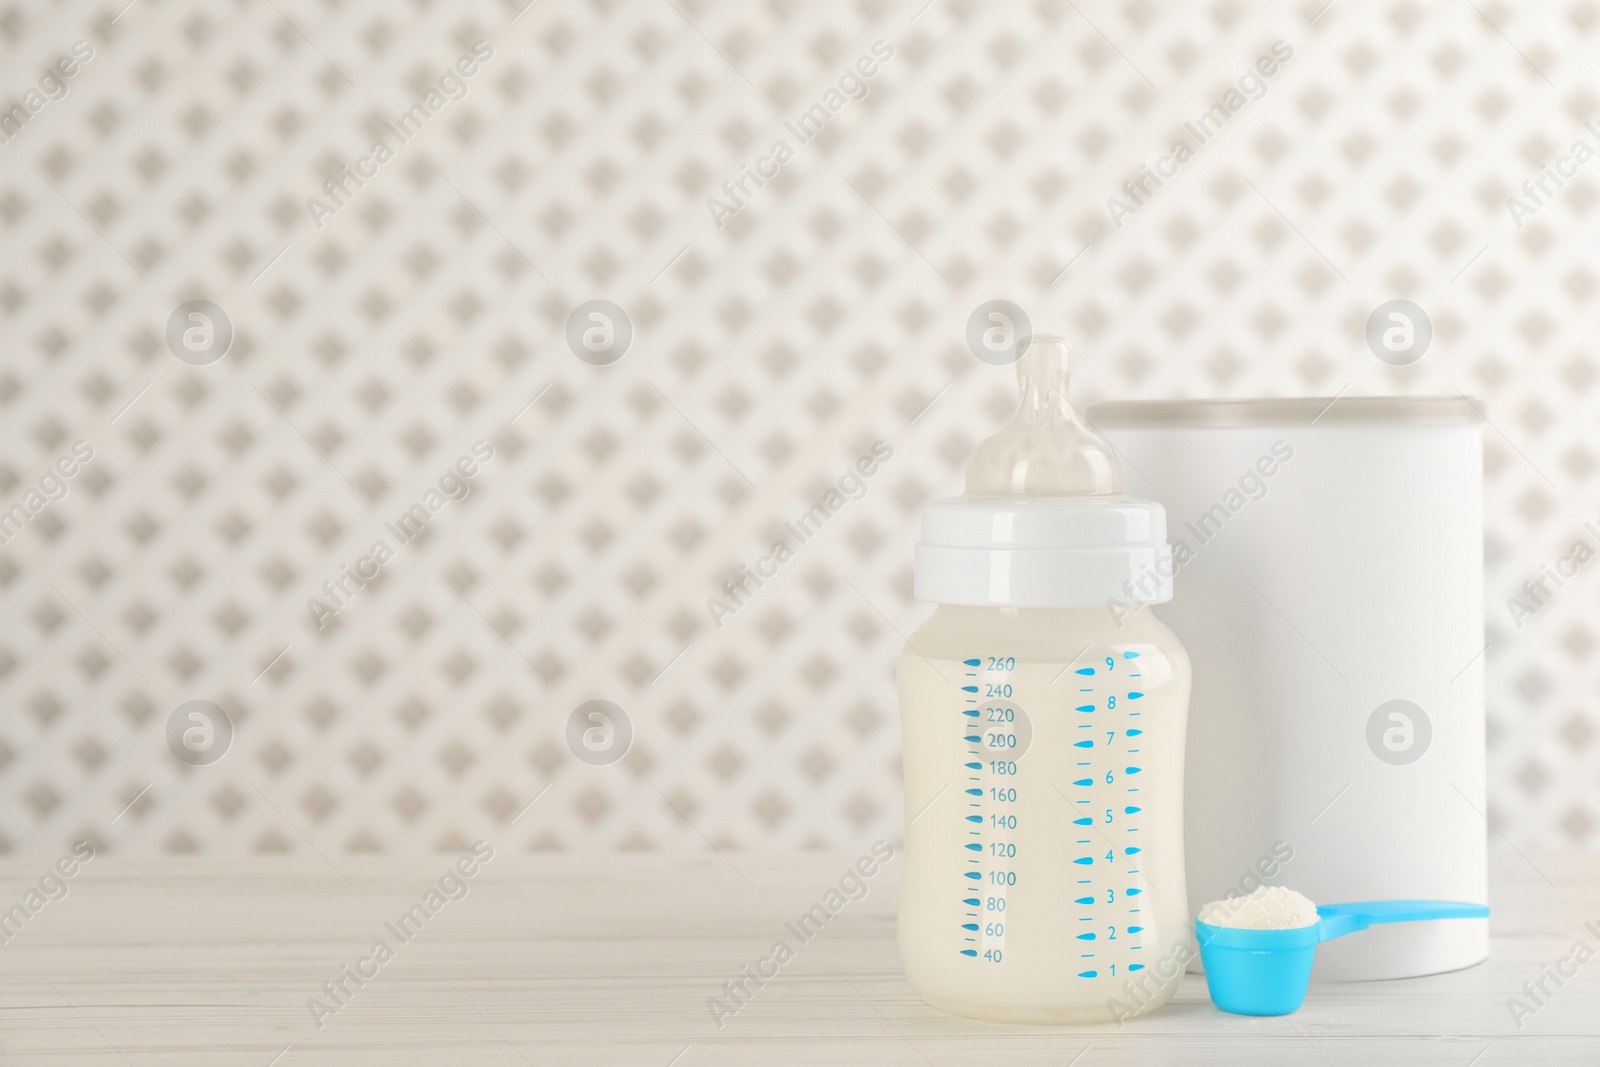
[{"x1": 1199, "y1": 885, "x2": 1319, "y2": 929}]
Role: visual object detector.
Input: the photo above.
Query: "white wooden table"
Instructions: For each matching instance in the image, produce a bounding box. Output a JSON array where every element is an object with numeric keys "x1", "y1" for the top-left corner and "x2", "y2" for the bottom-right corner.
[{"x1": 0, "y1": 846, "x2": 1595, "y2": 1064}]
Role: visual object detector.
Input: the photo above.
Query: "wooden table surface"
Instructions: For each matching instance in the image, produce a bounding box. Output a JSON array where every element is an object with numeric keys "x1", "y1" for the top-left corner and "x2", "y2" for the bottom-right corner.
[{"x1": 0, "y1": 844, "x2": 1595, "y2": 1065}]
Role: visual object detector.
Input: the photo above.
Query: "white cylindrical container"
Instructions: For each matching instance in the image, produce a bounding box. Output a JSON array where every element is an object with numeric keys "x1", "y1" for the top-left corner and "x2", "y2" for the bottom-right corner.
[{"x1": 1091, "y1": 398, "x2": 1486, "y2": 981}]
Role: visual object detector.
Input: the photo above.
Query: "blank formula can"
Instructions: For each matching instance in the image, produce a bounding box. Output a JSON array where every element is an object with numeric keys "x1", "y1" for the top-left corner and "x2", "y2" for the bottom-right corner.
[{"x1": 1092, "y1": 397, "x2": 1486, "y2": 981}]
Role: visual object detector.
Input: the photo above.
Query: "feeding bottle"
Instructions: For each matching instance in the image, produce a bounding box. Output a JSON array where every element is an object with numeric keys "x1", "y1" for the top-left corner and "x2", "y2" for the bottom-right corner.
[{"x1": 897, "y1": 335, "x2": 1192, "y2": 1024}]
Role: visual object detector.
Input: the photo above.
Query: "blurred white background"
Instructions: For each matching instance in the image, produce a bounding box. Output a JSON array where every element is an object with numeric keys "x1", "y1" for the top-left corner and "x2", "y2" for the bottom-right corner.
[{"x1": 0, "y1": 0, "x2": 1595, "y2": 855}]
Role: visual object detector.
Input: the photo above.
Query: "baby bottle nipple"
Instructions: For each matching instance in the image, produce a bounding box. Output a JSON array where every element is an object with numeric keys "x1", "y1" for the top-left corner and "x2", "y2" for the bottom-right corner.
[{"x1": 964, "y1": 336, "x2": 1121, "y2": 497}]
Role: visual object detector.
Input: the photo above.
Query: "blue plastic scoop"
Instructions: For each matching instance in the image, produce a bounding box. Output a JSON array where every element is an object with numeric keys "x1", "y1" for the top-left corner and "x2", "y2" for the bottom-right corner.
[{"x1": 1195, "y1": 900, "x2": 1489, "y2": 1015}]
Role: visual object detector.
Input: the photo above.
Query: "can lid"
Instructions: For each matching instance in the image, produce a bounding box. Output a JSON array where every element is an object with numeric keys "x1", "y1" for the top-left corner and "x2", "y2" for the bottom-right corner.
[{"x1": 1090, "y1": 396, "x2": 1483, "y2": 428}]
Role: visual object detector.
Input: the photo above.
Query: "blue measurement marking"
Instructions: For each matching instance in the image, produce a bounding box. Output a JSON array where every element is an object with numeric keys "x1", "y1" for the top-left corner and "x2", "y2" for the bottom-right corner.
[
  {"x1": 1126, "y1": 766, "x2": 1143, "y2": 774},
  {"x1": 1075, "y1": 896, "x2": 1094, "y2": 905},
  {"x1": 1123, "y1": 651, "x2": 1140, "y2": 659},
  {"x1": 962, "y1": 670, "x2": 981, "y2": 959},
  {"x1": 1077, "y1": 933, "x2": 1096, "y2": 940},
  {"x1": 1076, "y1": 704, "x2": 1095, "y2": 712},
  {"x1": 1128, "y1": 963, "x2": 1145, "y2": 971},
  {"x1": 1128, "y1": 691, "x2": 1144, "y2": 700},
  {"x1": 1078, "y1": 970, "x2": 1097, "y2": 978},
  {"x1": 1074, "y1": 740, "x2": 1093, "y2": 748},
  {"x1": 1076, "y1": 667, "x2": 1095, "y2": 675},
  {"x1": 1128, "y1": 888, "x2": 1143, "y2": 896},
  {"x1": 964, "y1": 659, "x2": 981, "y2": 666},
  {"x1": 1074, "y1": 857, "x2": 1093, "y2": 865},
  {"x1": 1073, "y1": 778, "x2": 1092, "y2": 787},
  {"x1": 1127, "y1": 729, "x2": 1143, "y2": 737},
  {"x1": 1129, "y1": 926, "x2": 1144, "y2": 934},
  {"x1": 1073, "y1": 817, "x2": 1092, "y2": 826}
]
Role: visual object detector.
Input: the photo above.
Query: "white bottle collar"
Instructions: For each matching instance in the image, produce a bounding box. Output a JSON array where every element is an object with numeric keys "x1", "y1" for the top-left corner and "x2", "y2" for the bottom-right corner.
[{"x1": 913, "y1": 495, "x2": 1173, "y2": 608}]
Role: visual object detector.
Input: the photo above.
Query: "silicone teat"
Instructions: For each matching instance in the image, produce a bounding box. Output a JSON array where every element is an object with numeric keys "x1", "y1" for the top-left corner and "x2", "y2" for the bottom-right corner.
[{"x1": 964, "y1": 335, "x2": 1122, "y2": 497}]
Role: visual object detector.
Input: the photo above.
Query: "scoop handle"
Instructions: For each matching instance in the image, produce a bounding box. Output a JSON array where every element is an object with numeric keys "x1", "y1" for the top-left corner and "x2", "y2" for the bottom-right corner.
[{"x1": 1315, "y1": 900, "x2": 1489, "y2": 942}]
